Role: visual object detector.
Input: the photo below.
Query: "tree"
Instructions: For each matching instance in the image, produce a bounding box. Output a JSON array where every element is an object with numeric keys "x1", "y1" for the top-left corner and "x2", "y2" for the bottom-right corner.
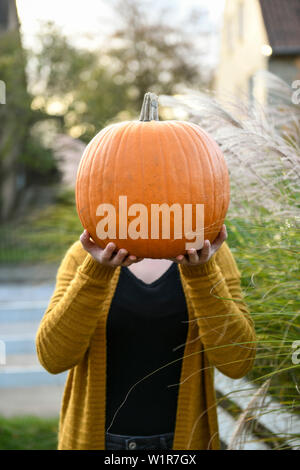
[
  {"x1": 0, "y1": 2, "x2": 56, "y2": 220},
  {"x1": 31, "y1": 22, "x2": 132, "y2": 143},
  {"x1": 30, "y1": 1, "x2": 208, "y2": 141},
  {"x1": 105, "y1": 0, "x2": 206, "y2": 108}
]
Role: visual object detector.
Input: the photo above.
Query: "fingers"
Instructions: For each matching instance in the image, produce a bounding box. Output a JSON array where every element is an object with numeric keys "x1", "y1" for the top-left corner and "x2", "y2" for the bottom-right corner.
[
  {"x1": 100, "y1": 242, "x2": 143, "y2": 266},
  {"x1": 80, "y1": 229, "x2": 94, "y2": 249},
  {"x1": 122, "y1": 255, "x2": 136, "y2": 267},
  {"x1": 121, "y1": 255, "x2": 143, "y2": 266},
  {"x1": 172, "y1": 239, "x2": 212, "y2": 265},
  {"x1": 80, "y1": 226, "x2": 228, "y2": 268},
  {"x1": 171, "y1": 248, "x2": 200, "y2": 265},
  {"x1": 198, "y1": 240, "x2": 211, "y2": 262},
  {"x1": 109, "y1": 248, "x2": 128, "y2": 266},
  {"x1": 174, "y1": 254, "x2": 188, "y2": 265},
  {"x1": 80, "y1": 230, "x2": 99, "y2": 257},
  {"x1": 187, "y1": 248, "x2": 200, "y2": 264},
  {"x1": 101, "y1": 242, "x2": 117, "y2": 262},
  {"x1": 170, "y1": 252, "x2": 199, "y2": 265},
  {"x1": 80, "y1": 231, "x2": 144, "y2": 267},
  {"x1": 211, "y1": 224, "x2": 227, "y2": 251}
]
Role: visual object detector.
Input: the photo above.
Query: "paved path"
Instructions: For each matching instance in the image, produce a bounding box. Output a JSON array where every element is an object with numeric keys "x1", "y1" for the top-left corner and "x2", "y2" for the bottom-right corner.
[{"x1": 0, "y1": 282, "x2": 67, "y2": 417}]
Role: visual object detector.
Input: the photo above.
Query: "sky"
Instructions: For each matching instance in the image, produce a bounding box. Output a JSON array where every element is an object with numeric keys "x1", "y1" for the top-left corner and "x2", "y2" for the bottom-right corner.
[{"x1": 16, "y1": 0, "x2": 226, "y2": 66}]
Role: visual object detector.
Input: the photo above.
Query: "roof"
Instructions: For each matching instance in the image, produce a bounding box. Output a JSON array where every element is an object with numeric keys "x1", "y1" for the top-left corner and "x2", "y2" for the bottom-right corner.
[{"x1": 259, "y1": 0, "x2": 300, "y2": 55}]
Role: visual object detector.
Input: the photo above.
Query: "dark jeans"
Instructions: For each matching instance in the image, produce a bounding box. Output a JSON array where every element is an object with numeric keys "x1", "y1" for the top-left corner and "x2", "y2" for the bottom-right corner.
[{"x1": 105, "y1": 431, "x2": 174, "y2": 450}]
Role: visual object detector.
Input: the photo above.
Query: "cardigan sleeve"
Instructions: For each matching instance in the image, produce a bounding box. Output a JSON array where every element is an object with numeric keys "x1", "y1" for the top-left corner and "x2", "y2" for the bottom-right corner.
[
  {"x1": 179, "y1": 241, "x2": 257, "y2": 379},
  {"x1": 35, "y1": 241, "x2": 116, "y2": 374}
]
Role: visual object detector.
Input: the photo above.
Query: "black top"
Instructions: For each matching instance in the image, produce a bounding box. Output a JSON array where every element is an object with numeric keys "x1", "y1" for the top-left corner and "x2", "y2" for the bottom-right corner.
[{"x1": 105, "y1": 262, "x2": 189, "y2": 436}]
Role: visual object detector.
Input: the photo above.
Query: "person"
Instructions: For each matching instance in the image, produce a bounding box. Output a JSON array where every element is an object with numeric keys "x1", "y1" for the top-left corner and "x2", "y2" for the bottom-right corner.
[{"x1": 35, "y1": 224, "x2": 256, "y2": 450}]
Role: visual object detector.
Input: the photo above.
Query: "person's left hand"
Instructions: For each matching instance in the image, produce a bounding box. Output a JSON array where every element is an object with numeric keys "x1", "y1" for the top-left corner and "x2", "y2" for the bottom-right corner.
[{"x1": 168, "y1": 224, "x2": 227, "y2": 266}]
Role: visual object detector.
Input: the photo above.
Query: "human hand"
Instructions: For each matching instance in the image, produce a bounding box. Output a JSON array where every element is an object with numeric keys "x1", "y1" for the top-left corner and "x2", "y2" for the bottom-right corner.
[
  {"x1": 169, "y1": 224, "x2": 228, "y2": 266},
  {"x1": 80, "y1": 230, "x2": 144, "y2": 267}
]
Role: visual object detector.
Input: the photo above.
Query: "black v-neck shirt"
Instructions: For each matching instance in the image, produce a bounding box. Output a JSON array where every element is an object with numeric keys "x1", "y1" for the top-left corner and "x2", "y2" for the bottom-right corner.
[{"x1": 105, "y1": 262, "x2": 189, "y2": 436}]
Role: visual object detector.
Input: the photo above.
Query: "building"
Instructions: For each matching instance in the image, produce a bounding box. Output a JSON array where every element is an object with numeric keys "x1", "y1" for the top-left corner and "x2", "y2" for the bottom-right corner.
[{"x1": 214, "y1": 0, "x2": 300, "y2": 103}]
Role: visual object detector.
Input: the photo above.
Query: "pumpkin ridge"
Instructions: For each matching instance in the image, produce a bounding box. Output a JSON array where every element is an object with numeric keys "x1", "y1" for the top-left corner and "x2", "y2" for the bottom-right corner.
[
  {"x1": 90, "y1": 125, "x2": 117, "y2": 246},
  {"x1": 181, "y1": 122, "x2": 220, "y2": 238},
  {"x1": 156, "y1": 122, "x2": 170, "y2": 257},
  {"x1": 209, "y1": 137, "x2": 230, "y2": 229},
  {"x1": 87, "y1": 133, "x2": 103, "y2": 243},
  {"x1": 96, "y1": 125, "x2": 118, "y2": 244},
  {"x1": 189, "y1": 123, "x2": 217, "y2": 236},
  {"x1": 165, "y1": 121, "x2": 194, "y2": 251},
  {"x1": 182, "y1": 121, "x2": 216, "y2": 239},
  {"x1": 136, "y1": 122, "x2": 148, "y2": 258},
  {"x1": 115, "y1": 122, "x2": 136, "y2": 241},
  {"x1": 76, "y1": 128, "x2": 107, "y2": 230}
]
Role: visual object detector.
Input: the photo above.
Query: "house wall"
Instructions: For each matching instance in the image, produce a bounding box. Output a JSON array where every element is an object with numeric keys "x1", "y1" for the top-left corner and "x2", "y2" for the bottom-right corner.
[{"x1": 214, "y1": 0, "x2": 270, "y2": 104}]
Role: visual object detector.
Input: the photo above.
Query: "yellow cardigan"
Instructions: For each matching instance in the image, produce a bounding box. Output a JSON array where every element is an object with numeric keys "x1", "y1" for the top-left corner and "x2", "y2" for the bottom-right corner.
[{"x1": 35, "y1": 240, "x2": 256, "y2": 450}]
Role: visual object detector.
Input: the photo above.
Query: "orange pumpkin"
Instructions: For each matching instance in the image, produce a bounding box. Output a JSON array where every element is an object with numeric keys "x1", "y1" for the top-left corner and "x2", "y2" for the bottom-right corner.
[{"x1": 75, "y1": 92, "x2": 230, "y2": 259}]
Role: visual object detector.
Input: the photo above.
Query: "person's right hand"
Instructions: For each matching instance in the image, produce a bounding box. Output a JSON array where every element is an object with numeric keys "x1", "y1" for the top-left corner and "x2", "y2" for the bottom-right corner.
[{"x1": 80, "y1": 229, "x2": 144, "y2": 267}]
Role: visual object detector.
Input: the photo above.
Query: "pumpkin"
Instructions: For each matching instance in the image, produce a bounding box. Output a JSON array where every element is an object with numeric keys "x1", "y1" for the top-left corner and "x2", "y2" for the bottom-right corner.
[{"x1": 75, "y1": 92, "x2": 230, "y2": 259}]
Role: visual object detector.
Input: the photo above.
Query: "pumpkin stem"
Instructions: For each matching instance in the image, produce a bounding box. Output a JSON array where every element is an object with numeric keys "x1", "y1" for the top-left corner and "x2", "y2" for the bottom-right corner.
[{"x1": 139, "y1": 92, "x2": 159, "y2": 121}]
